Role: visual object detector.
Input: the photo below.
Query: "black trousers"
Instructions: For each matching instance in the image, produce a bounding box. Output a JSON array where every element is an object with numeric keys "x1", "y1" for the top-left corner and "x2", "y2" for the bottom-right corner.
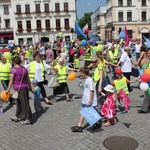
[
  {"x1": 38, "y1": 81, "x2": 47, "y2": 98},
  {"x1": 16, "y1": 88, "x2": 32, "y2": 120},
  {"x1": 123, "y1": 72, "x2": 131, "y2": 91}
]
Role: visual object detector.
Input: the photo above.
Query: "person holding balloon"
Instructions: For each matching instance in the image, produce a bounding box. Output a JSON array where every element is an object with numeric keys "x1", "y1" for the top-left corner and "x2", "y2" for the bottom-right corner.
[
  {"x1": 52, "y1": 58, "x2": 77, "y2": 102},
  {"x1": 0, "y1": 53, "x2": 15, "y2": 104}
]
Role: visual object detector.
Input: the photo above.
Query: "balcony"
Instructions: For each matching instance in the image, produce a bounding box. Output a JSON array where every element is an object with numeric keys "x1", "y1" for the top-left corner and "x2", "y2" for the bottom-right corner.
[
  {"x1": 55, "y1": 10, "x2": 60, "y2": 12},
  {"x1": 46, "y1": 27, "x2": 51, "y2": 31},
  {"x1": 25, "y1": 11, "x2": 30, "y2": 14},
  {"x1": 44, "y1": 10, "x2": 49, "y2": 13},
  {"x1": 35, "y1": 10, "x2": 41, "y2": 13},
  {"x1": 64, "y1": 26, "x2": 70, "y2": 30},
  {"x1": 18, "y1": 28, "x2": 23, "y2": 32},
  {"x1": 26, "y1": 28, "x2": 31, "y2": 32},
  {"x1": 36, "y1": 27, "x2": 42, "y2": 31},
  {"x1": 64, "y1": 9, "x2": 68, "y2": 12},
  {"x1": 16, "y1": 12, "x2": 22, "y2": 15},
  {"x1": 55, "y1": 27, "x2": 61, "y2": 30}
]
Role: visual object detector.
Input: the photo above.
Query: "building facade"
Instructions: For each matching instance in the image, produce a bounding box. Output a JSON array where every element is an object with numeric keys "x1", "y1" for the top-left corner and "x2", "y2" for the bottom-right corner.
[
  {"x1": 0, "y1": 0, "x2": 77, "y2": 45},
  {"x1": 0, "y1": 0, "x2": 13, "y2": 44},
  {"x1": 92, "y1": 0, "x2": 150, "y2": 40}
]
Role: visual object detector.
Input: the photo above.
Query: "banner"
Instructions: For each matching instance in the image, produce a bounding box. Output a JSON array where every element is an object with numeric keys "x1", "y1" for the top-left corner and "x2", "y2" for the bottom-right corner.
[
  {"x1": 118, "y1": 28, "x2": 126, "y2": 39},
  {"x1": 143, "y1": 36, "x2": 150, "y2": 48}
]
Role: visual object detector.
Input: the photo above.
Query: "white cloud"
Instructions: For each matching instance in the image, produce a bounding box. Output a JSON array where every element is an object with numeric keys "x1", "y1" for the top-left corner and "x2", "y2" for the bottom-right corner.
[{"x1": 86, "y1": 2, "x2": 91, "y2": 6}]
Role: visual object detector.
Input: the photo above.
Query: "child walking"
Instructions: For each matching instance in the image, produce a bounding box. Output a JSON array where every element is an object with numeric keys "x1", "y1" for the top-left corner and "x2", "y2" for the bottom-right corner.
[
  {"x1": 70, "y1": 67, "x2": 98, "y2": 132},
  {"x1": 31, "y1": 79, "x2": 44, "y2": 115},
  {"x1": 73, "y1": 54, "x2": 80, "y2": 69},
  {"x1": 112, "y1": 69, "x2": 131, "y2": 113},
  {"x1": 101, "y1": 84, "x2": 117, "y2": 127}
]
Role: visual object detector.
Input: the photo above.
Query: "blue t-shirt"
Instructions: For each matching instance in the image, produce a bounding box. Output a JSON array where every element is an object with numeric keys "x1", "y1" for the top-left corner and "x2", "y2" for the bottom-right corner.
[{"x1": 34, "y1": 86, "x2": 41, "y2": 100}]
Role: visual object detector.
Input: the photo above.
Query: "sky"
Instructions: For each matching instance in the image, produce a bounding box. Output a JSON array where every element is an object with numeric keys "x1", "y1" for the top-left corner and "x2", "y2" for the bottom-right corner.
[{"x1": 77, "y1": 0, "x2": 106, "y2": 19}]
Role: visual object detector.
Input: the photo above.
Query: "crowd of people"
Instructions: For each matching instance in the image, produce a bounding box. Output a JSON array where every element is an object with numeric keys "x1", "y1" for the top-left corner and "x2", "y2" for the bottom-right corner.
[{"x1": 0, "y1": 38, "x2": 149, "y2": 129}]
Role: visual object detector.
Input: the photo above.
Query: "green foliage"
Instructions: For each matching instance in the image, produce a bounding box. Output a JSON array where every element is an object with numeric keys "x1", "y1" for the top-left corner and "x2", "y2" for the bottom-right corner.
[{"x1": 78, "y1": 12, "x2": 93, "y2": 30}]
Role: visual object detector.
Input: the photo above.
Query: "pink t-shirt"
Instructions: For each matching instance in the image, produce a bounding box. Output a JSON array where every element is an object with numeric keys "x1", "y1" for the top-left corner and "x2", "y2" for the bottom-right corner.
[
  {"x1": 46, "y1": 49, "x2": 54, "y2": 63},
  {"x1": 11, "y1": 67, "x2": 29, "y2": 90}
]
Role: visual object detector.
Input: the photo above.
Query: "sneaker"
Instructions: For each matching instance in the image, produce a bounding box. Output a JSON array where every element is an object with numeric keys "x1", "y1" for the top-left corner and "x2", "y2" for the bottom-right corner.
[
  {"x1": 21, "y1": 119, "x2": 31, "y2": 125},
  {"x1": 70, "y1": 126, "x2": 83, "y2": 132}
]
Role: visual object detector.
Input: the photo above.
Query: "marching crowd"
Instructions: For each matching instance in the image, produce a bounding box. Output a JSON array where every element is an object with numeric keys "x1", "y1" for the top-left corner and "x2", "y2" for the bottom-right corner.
[{"x1": 0, "y1": 38, "x2": 149, "y2": 131}]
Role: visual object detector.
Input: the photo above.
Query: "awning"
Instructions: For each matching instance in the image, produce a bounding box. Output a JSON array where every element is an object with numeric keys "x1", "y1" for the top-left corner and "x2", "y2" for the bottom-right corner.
[{"x1": 0, "y1": 34, "x2": 13, "y2": 38}]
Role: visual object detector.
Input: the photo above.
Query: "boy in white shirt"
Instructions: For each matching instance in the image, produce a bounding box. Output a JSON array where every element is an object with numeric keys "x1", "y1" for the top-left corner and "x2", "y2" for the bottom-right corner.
[{"x1": 70, "y1": 67, "x2": 98, "y2": 132}]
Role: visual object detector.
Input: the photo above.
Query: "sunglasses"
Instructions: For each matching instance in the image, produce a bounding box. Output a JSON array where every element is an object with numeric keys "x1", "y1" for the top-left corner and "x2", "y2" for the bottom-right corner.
[{"x1": 92, "y1": 61, "x2": 97, "y2": 64}]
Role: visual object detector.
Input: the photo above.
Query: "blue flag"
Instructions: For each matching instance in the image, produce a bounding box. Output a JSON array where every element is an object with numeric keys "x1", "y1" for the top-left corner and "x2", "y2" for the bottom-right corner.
[
  {"x1": 118, "y1": 28, "x2": 126, "y2": 39},
  {"x1": 89, "y1": 35, "x2": 99, "y2": 46},
  {"x1": 75, "y1": 21, "x2": 87, "y2": 39},
  {"x1": 143, "y1": 36, "x2": 150, "y2": 48}
]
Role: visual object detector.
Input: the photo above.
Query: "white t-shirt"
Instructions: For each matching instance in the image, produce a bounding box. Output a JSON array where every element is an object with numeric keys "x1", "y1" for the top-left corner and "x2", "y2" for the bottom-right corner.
[
  {"x1": 120, "y1": 52, "x2": 132, "y2": 73},
  {"x1": 135, "y1": 44, "x2": 141, "y2": 53},
  {"x1": 82, "y1": 77, "x2": 97, "y2": 106},
  {"x1": 40, "y1": 46, "x2": 46, "y2": 55},
  {"x1": 25, "y1": 61, "x2": 50, "y2": 82}
]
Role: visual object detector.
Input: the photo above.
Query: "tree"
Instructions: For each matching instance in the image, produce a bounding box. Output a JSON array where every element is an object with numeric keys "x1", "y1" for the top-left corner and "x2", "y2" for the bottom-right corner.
[{"x1": 78, "y1": 12, "x2": 93, "y2": 30}]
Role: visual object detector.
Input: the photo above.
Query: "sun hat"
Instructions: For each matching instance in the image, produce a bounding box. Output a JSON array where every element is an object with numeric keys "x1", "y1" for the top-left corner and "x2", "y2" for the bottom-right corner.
[
  {"x1": 104, "y1": 84, "x2": 114, "y2": 93},
  {"x1": 115, "y1": 69, "x2": 122, "y2": 75},
  {"x1": 31, "y1": 79, "x2": 38, "y2": 84}
]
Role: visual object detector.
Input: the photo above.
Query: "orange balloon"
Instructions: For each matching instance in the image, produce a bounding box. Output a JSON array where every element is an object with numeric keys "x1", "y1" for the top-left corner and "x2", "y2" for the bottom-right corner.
[
  {"x1": 68, "y1": 72, "x2": 76, "y2": 81},
  {"x1": 1, "y1": 91, "x2": 10, "y2": 101},
  {"x1": 144, "y1": 68, "x2": 150, "y2": 75}
]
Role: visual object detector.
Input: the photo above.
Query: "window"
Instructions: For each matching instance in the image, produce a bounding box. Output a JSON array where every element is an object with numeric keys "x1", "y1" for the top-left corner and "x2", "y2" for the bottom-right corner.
[
  {"x1": 36, "y1": 20, "x2": 41, "y2": 28},
  {"x1": 118, "y1": 0, "x2": 123, "y2": 6},
  {"x1": 128, "y1": 30, "x2": 132, "y2": 38},
  {"x1": 44, "y1": 3, "x2": 49, "y2": 12},
  {"x1": 16, "y1": 5, "x2": 21, "y2": 13},
  {"x1": 55, "y1": 3, "x2": 60, "y2": 11},
  {"x1": 64, "y1": 3, "x2": 68, "y2": 11},
  {"x1": 26, "y1": 20, "x2": 31, "y2": 30},
  {"x1": 127, "y1": 0, "x2": 132, "y2": 6},
  {"x1": 142, "y1": 11, "x2": 146, "y2": 21},
  {"x1": 142, "y1": 0, "x2": 146, "y2": 6},
  {"x1": 27, "y1": 38, "x2": 32, "y2": 45},
  {"x1": 35, "y1": 4, "x2": 40, "y2": 12},
  {"x1": 25, "y1": 4, "x2": 30, "y2": 13},
  {"x1": 45, "y1": 20, "x2": 50, "y2": 30},
  {"x1": 18, "y1": 38, "x2": 23, "y2": 45},
  {"x1": 17, "y1": 21, "x2": 22, "y2": 29},
  {"x1": 64, "y1": 19, "x2": 69, "y2": 29},
  {"x1": 56, "y1": 19, "x2": 60, "y2": 27},
  {"x1": 127, "y1": 12, "x2": 132, "y2": 21},
  {"x1": 5, "y1": 20, "x2": 10, "y2": 28},
  {"x1": 4, "y1": 5, "x2": 9, "y2": 14},
  {"x1": 118, "y1": 12, "x2": 123, "y2": 21},
  {"x1": 17, "y1": 21, "x2": 23, "y2": 32}
]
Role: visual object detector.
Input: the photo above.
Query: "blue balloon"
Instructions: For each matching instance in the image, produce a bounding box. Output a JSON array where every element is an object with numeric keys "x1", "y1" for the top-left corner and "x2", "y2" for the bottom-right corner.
[
  {"x1": 81, "y1": 40, "x2": 87, "y2": 46},
  {"x1": 66, "y1": 45, "x2": 70, "y2": 49},
  {"x1": 147, "y1": 80, "x2": 150, "y2": 86}
]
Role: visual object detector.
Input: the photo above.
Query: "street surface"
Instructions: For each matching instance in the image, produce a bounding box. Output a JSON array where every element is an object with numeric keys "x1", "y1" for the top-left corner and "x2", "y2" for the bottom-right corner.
[{"x1": 0, "y1": 58, "x2": 150, "y2": 150}]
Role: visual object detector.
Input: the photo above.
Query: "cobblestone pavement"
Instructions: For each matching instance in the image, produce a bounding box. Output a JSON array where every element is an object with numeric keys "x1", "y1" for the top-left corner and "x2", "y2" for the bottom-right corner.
[{"x1": 1, "y1": 62, "x2": 150, "y2": 150}]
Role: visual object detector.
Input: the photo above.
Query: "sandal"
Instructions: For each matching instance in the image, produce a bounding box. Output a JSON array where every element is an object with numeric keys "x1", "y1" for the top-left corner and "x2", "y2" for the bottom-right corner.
[
  {"x1": 66, "y1": 99, "x2": 73, "y2": 102},
  {"x1": 10, "y1": 116, "x2": 24, "y2": 122},
  {"x1": 21, "y1": 120, "x2": 31, "y2": 125},
  {"x1": 104, "y1": 122, "x2": 111, "y2": 127}
]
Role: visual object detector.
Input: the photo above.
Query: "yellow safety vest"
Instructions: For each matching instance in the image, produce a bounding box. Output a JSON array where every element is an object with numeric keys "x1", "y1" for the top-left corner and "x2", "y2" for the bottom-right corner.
[
  {"x1": 55, "y1": 65, "x2": 67, "y2": 83},
  {"x1": 84, "y1": 48, "x2": 91, "y2": 61},
  {"x1": 74, "y1": 59, "x2": 80, "y2": 69},
  {"x1": 28, "y1": 61, "x2": 45, "y2": 81},
  {"x1": 0, "y1": 62, "x2": 10, "y2": 80},
  {"x1": 25, "y1": 50, "x2": 31, "y2": 58},
  {"x1": 97, "y1": 44, "x2": 103, "y2": 51},
  {"x1": 114, "y1": 77, "x2": 129, "y2": 94},
  {"x1": 108, "y1": 49, "x2": 118, "y2": 63}
]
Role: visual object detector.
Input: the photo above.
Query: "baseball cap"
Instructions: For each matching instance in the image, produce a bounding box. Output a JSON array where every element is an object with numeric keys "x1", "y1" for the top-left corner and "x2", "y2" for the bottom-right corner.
[{"x1": 31, "y1": 79, "x2": 38, "y2": 84}]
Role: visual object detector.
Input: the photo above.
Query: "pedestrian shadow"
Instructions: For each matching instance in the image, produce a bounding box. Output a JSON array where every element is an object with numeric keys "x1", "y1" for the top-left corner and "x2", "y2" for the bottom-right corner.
[
  {"x1": 3, "y1": 104, "x2": 13, "y2": 113},
  {"x1": 31, "y1": 107, "x2": 49, "y2": 124}
]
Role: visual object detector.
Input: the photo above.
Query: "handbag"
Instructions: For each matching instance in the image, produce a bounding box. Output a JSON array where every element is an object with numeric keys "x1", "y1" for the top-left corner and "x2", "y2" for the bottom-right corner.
[
  {"x1": 48, "y1": 75, "x2": 60, "y2": 88},
  {"x1": 43, "y1": 79, "x2": 48, "y2": 85},
  {"x1": 80, "y1": 106, "x2": 101, "y2": 126},
  {"x1": 131, "y1": 67, "x2": 139, "y2": 77},
  {"x1": 12, "y1": 68, "x2": 24, "y2": 99}
]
